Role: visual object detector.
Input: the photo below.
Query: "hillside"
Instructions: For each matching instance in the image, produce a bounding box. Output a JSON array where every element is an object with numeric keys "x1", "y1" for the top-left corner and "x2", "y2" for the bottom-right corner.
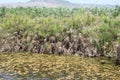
[
  {"x1": 0, "y1": 0, "x2": 79, "y2": 8},
  {"x1": 0, "y1": 0, "x2": 114, "y2": 8}
]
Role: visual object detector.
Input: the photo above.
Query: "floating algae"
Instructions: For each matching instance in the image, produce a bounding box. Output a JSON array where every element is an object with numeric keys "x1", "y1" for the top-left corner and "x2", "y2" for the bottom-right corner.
[{"x1": 0, "y1": 53, "x2": 120, "y2": 79}]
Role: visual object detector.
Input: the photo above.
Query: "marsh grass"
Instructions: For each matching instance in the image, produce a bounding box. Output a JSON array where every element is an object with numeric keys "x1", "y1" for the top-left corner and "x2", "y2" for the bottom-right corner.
[
  {"x1": 0, "y1": 7, "x2": 120, "y2": 56},
  {"x1": 0, "y1": 53, "x2": 120, "y2": 79}
]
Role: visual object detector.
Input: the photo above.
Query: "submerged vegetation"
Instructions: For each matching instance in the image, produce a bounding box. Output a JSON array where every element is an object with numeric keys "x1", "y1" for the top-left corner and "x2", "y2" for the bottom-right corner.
[
  {"x1": 0, "y1": 6, "x2": 120, "y2": 79},
  {"x1": 0, "y1": 53, "x2": 120, "y2": 79}
]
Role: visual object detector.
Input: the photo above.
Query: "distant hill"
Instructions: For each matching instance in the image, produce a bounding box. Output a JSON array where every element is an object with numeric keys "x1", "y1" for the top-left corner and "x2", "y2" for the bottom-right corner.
[
  {"x1": 0, "y1": 0, "x2": 115, "y2": 8},
  {"x1": 0, "y1": 0, "x2": 79, "y2": 8}
]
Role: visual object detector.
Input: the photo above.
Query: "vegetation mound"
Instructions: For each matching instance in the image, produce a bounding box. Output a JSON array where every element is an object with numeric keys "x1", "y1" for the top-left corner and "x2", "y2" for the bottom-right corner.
[{"x1": 0, "y1": 6, "x2": 120, "y2": 64}]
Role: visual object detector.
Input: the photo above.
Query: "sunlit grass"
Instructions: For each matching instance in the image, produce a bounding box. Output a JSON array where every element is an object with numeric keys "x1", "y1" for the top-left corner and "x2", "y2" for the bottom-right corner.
[{"x1": 0, "y1": 53, "x2": 120, "y2": 79}]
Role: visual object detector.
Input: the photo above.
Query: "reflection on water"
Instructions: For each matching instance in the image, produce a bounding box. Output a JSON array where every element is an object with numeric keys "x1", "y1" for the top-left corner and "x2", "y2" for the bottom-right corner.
[
  {"x1": 0, "y1": 72, "x2": 17, "y2": 80},
  {"x1": 0, "y1": 72, "x2": 50, "y2": 80}
]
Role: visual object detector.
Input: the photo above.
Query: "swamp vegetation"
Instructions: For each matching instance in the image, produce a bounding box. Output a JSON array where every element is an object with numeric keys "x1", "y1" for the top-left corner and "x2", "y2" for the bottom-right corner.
[{"x1": 0, "y1": 6, "x2": 120, "y2": 79}]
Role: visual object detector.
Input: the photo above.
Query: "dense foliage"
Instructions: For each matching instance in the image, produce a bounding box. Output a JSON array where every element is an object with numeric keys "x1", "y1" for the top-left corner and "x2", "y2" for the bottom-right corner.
[{"x1": 0, "y1": 6, "x2": 120, "y2": 57}]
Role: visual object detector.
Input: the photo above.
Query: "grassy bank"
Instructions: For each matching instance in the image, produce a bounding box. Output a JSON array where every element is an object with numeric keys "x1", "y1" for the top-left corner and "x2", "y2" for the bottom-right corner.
[
  {"x1": 0, "y1": 7, "x2": 120, "y2": 57},
  {"x1": 0, "y1": 53, "x2": 120, "y2": 79}
]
